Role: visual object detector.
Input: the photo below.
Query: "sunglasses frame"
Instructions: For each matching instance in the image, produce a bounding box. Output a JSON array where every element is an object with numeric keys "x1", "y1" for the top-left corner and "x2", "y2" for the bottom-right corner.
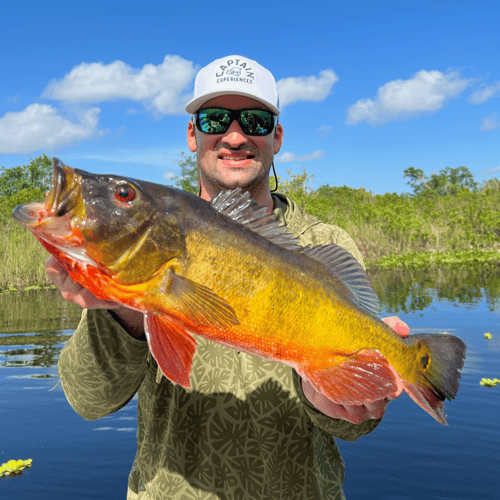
[{"x1": 194, "y1": 107, "x2": 278, "y2": 136}]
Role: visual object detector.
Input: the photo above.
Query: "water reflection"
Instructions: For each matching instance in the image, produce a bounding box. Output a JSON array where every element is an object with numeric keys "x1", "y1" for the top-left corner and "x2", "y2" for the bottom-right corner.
[
  {"x1": 368, "y1": 263, "x2": 500, "y2": 314},
  {"x1": 0, "y1": 265, "x2": 499, "y2": 370},
  {"x1": 0, "y1": 288, "x2": 82, "y2": 334},
  {"x1": 0, "y1": 289, "x2": 82, "y2": 368}
]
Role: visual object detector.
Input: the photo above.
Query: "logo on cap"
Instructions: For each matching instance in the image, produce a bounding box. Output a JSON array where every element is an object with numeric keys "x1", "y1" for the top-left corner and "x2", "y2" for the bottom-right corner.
[{"x1": 215, "y1": 58, "x2": 254, "y2": 85}]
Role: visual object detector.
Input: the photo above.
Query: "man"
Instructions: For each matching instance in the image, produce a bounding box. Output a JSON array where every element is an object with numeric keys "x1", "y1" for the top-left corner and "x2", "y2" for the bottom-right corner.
[{"x1": 49, "y1": 55, "x2": 409, "y2": 499}]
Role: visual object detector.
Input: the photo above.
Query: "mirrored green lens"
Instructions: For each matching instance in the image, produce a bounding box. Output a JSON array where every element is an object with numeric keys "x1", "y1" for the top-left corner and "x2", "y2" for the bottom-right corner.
[
  {"x1": 240, "y1": 110, "x2": 273, "y2": 135},
  {"x1": 198, "y1": 109, "x2": 231, "y2": 134}
]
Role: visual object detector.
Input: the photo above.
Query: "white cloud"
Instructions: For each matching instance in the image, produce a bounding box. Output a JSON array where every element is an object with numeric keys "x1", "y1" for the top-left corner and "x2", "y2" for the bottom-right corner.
[
  {"x1": 276, "y1": 149, "x2": 325, "y2": 163},
  {"x1": 43, "y1": 55, "x2": 197, "y2": 114},
  {"x1": 0, "y1": 104, "x2": 104, "y2": 154},
  {"x1": 470, "y1": 81, "x2": 500, "y2": 104},
  {"x1": 277, "y1": 70, "x2": 339, "y2": 107},
  {"x1": 346, "y1": 70, "x2": 471, "y2": 126},
  {"x1": 163, "y1": 171, "x2": 176, "y2": 182},
  {"x1": 480, "y1": 112, "x2": 500, "y2": 131},
  {"x1": 317, "y1": 125, "x2": 333, "y2": 139}
]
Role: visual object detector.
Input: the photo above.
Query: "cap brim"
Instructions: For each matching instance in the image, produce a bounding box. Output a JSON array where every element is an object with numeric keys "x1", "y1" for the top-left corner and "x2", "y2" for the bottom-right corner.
[{"x1": 185, "y1": 91, "x2": 280, "y2": 116}]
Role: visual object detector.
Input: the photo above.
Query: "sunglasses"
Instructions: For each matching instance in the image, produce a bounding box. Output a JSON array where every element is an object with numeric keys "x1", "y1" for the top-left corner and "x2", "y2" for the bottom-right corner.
[{"x1": 194, "y1": 107, "x2": 277, "y2": 136}]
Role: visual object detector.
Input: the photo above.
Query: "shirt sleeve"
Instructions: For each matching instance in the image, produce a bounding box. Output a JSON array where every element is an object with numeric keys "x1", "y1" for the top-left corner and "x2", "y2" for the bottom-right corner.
[{"x1": 58, "y1": 308, "x2": 149, "y2": 421}]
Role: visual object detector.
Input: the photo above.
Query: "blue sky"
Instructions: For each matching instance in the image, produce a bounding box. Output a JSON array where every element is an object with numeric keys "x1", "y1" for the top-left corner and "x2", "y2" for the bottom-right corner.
[{"x1": 1, "y1": 0, "x2": 499, "y2": 194}]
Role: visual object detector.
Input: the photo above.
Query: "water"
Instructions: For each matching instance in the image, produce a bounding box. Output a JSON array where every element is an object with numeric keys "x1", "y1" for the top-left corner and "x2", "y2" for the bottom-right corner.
[{"x1": 1, "y1": 267, "x2": 499, "y2": 499}]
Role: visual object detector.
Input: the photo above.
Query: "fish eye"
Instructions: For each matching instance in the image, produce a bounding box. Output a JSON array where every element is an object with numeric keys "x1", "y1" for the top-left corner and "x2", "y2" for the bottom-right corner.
[{"x1": 115, "y1": 185, "x2": 136, "y2": 203}]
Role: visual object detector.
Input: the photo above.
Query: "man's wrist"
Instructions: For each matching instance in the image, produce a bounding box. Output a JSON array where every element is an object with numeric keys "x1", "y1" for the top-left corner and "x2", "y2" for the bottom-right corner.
[{"x1": 108, "y1": 308, "x2": 146, "y2": 341}]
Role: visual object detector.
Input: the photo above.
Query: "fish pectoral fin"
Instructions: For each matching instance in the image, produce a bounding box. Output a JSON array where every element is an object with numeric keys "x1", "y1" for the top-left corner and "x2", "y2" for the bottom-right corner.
[
  {"x1": 301, "y1": 349, "x2": 400, "y2": 405},
  {"x1": 162, "y1": 271, "x2": 239, "y2": 328},
  {"x1": 144, "y1": 312, "x2": 198, "y2": 389}
]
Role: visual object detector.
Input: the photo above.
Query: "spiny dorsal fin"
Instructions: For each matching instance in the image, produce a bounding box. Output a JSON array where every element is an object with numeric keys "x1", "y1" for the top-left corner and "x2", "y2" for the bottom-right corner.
[
  {"x1": 211, "y1": 188, "x2": 303, "y2": 251},
  {"x1": 211, "y1": 188, "x2": 381, "y2": 316}
]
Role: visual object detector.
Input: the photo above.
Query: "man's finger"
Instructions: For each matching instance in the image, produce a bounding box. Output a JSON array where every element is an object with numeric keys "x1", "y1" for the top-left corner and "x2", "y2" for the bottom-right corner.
[{"x1": 382, "y1": 316, "x2": 410, "y2": 338}]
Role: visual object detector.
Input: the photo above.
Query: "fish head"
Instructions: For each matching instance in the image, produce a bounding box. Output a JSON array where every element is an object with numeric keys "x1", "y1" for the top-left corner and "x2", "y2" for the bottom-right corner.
[{"x1": 13, "y1": 158, "x2": 185, "y2": 287}]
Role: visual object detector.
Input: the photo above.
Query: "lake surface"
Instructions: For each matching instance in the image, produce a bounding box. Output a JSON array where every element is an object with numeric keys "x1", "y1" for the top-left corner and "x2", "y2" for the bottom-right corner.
[{"x1": 1, "y1": 266, "x2": 499, "y2": 499}]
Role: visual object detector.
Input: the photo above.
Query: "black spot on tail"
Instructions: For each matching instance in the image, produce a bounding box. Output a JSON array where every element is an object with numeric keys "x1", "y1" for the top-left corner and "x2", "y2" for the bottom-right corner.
[{"x1": 421, "y1": 354, "x2": 430, "y2": 370}]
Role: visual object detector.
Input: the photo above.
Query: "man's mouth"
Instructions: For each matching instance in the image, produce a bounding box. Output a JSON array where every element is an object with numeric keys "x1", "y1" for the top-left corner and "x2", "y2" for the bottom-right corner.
[
  {"x1": 218, "y1": 152, "x2": 255, "y2": 167},
  {"x1": 219, "y1": 153, "x2": 255, "y2": 161}
]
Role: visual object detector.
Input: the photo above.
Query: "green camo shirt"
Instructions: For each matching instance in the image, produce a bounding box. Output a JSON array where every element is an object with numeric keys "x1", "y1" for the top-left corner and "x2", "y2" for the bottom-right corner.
[{"x1": 58, "y1": 193, "x2": 381, "y2": 500}]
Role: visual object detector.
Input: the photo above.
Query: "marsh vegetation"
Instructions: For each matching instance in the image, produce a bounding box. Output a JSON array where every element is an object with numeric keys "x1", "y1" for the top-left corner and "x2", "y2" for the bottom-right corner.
[{"x1": 2, "y1": 154, "x2": 499, "y2": 290}]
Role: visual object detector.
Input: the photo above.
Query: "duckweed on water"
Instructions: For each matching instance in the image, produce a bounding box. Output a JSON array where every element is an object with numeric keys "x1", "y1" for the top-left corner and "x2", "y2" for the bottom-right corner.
[
  {"x1": 479, "y1": 378, "x2": 500, "y2": 387},
  {"x1": 0, "y1": 459, "x2": 32, "y2": 477}
]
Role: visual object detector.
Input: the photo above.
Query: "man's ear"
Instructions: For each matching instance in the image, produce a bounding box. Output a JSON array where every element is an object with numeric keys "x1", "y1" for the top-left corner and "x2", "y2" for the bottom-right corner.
[
  {"x1": 187, "y1": 120, "x2": 197, "y2": 152},
  {"x1": 274, "y1": 124, "x2": 284, "y2": 155}
]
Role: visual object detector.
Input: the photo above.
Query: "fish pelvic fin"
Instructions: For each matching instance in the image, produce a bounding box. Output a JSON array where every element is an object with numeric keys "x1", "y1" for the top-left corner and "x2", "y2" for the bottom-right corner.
[
  {"x1": 145, "y1": 312, "x2": 197, "y2": 389},
  {"x1": 403, "y1": 334, "x2": 467, "y2": 425},
  {"x1": 301, "y1": 349, "x2": 401, "y2": 405}
]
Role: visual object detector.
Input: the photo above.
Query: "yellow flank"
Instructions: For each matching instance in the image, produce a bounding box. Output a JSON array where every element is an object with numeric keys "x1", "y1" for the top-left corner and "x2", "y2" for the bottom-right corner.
[{"x1": 180, "y1": 228, "x2": 417, "y2": 379}]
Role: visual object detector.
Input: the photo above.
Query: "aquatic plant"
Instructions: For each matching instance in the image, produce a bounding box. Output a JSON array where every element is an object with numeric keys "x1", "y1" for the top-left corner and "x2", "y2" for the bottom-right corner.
[
  {"x1": 479, "y1": 378, "x2": 500, "y2": 387},
  {"x1": 0, "y1": 459, "x2": 32, "y2": 477},
  {"x1": 484, "y1": 332, "x2": 493, "y2": 339}
]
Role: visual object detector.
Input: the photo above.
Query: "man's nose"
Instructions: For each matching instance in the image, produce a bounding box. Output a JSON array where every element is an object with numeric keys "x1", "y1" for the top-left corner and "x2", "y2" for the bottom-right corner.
[{"x1": 221, "y1": 119, "x2": 249, "y2": 148}]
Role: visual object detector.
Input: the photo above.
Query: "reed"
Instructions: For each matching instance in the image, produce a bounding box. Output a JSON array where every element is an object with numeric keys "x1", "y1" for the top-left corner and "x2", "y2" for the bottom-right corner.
[{"x1": 0, "y1": 219, "x2": 51, "y2": 289}]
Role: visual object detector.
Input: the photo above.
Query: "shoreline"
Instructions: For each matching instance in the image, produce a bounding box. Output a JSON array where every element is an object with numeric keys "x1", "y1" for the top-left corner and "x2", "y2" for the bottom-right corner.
[{"x1": 2, "y1": 249, "x2": 499, "y2": 293}]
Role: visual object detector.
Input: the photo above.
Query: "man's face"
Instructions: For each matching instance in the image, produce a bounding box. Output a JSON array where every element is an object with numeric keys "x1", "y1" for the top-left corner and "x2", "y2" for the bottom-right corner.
[{"x1": 187, "y1": 95, "x2": 283, "y2": 199}]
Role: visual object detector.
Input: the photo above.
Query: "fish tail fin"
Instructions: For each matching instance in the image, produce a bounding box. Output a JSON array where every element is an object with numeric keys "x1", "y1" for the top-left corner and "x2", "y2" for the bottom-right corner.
[{"x1": 403, "y1": 334, "x2": 467, "y2": 425}]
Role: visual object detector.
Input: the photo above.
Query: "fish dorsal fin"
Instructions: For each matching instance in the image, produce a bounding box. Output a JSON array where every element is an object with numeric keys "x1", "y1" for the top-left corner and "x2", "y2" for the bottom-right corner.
[
  {"x1": 211, "y1": 189, "x2": 380, "y2": 316},
  {"x1": 304, "y1": 243, "x2": 381, "y2": 316},
  {"x1": 211, "y1": 188, "x2": 303, "y2": 251}
]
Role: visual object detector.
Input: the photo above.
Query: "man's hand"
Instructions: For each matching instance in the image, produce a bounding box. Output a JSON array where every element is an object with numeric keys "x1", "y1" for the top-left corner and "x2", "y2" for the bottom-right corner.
[
  {"x1": 301, "y1": 316, "x2": 410, "y2": 423},
  {"x1": 46, "y1": 256, "x2": 118, "y2": 310},
  {"x1": 46, "y1": 256, "x2": 145, "y2": 339}
]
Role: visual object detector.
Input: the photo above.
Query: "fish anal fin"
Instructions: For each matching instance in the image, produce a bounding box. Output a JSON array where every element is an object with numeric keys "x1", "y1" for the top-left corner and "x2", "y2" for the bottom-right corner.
[
  {"x1": 302, "y1": 349, "x2": 400, "y2": 405},
  {"x1": 162, "y1": 270, "x2": 239, "y2": 329},
  {"x1": 144, "y1": 312, "x2": 197, "y2": 389}
]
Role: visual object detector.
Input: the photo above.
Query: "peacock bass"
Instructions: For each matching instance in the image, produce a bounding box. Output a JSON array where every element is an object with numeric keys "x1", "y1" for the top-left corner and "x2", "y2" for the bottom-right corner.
[{"x1": 13, "y1": 158, "x2": 467, "y2": 425}]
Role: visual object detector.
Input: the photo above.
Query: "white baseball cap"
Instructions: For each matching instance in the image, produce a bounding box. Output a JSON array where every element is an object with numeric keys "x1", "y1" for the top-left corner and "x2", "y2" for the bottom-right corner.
[{"x1": 185, "y1": 55, "x2": 280, "y2": 116}]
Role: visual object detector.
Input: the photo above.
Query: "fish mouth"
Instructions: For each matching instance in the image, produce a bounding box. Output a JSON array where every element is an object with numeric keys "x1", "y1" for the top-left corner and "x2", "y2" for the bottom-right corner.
[
  {"x1": 45, "y1": 158, "x2": 85, "y2": 218},
  {"x1": 13, "y1": 158, "x2": 85, "y2": 231}
]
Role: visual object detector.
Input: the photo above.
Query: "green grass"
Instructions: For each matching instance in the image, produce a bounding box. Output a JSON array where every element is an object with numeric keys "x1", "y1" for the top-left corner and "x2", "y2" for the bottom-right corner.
[{"x1": 0, "y1": 220, "x2": 52, "y2": 289}]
